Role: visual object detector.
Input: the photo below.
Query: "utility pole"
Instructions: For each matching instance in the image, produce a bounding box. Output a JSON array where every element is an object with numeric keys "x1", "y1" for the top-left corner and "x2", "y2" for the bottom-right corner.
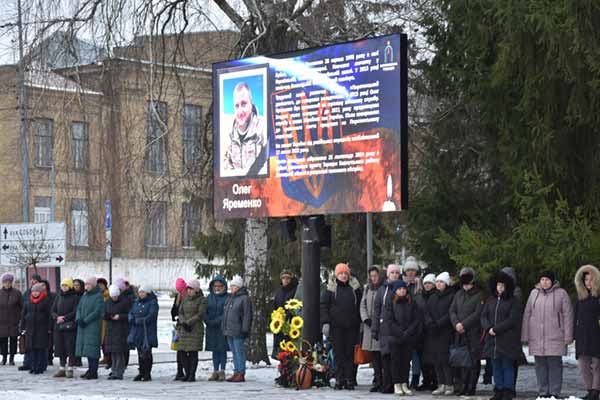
[{"x1": 17, "y1": 0, "x2": 30, "y2": 223}]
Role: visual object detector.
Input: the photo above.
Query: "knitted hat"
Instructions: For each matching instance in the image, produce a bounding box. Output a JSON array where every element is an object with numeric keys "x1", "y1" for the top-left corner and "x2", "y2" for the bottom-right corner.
[
  {"x1": 335, "y1": 263, "x2": 350, "y2": 276},
  {"x1": 187, "y1": 279, "x2": 201, "y2": 291},
  {"x1": 108, "y1": 284, "x2": 120, "y2": 297},
  {"x1": 403, "y1": 257, "x2": 419, "y2": 272},
  {"x1": 1, "y1": 273, "x2": 14, "y2": 283},
  {"x1": 539, "y1": 270, "x2": 556, "y2": 284},
  {"x1": 280, "y1": 270, "x2": 294, "y2": 279},
  {"x1": 31, "y1": 282, "x2": 45, "y2": 293},
  {"x1": 436, "y1": 272, "x2": 451, "y2": 286},
  {"x1": 85, "y1": 276, "x2": 97, "y2": 287},
  {"x1": 230, "y1": 276, "x2": 244, "y2": 288},
  {"x1": 391, "y1": 280, "x2": 408, "y2": 293},
  {"x1": 115, "y1": 278, "x2": 127, "y2": 291},
  {"x1": 175, "y1": 278, "x2": 187, "y2": 293},
  {"x1": 60, "y1": 278, "x2": 74, "y2": 289},
  {"x1": 423, "y1": 273, "x2": 436, "y2": 285},
  {"x1": 387, "y1": 264, "x2": 401, "y2": 277},
  {"x1": 139, "y1": 284, "x2": 153, "y2": 294}
]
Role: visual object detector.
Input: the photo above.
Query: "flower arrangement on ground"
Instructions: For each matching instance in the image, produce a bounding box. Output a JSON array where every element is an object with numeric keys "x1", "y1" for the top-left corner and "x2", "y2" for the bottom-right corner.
[{"x1": 271, "y1": 299, "x2": 332, "y2": 389}]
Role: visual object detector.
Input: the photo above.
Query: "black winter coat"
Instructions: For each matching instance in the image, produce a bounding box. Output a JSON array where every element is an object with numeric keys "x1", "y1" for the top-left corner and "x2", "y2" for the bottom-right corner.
[
  {"x1": 423, "y1": 288, "x2": 455, "y2": 364},
  {"x1": 480, "y1": 296, "x2": 522, "y2": 360},
  {"x1": 450, "y1": 285, "x2": 485, "y2": 360},
  {"x1": 104, "y1": 295, "x2": 132, "y2": 353},
  {"x1": 320, "y1": 278, "x2": 362, "y2": 330},
  {"x1": 52, "y1": 290, "x2": 80, "y2": 357},
  {"x1": 371, "y1": 280, "x2": 396, "y2": 340},
  {"x1": 379, "y1": 296, "x2": 421, "y2": 354},
  {"x1": 22, "y1": 294, "x2": 52, "y2": 350},
  {"x1": 273, "y1": 279, "x2": 298, "y2": 310},
  {"x1": 575, "y1": 295, "x2": 600, "y2": 359}
]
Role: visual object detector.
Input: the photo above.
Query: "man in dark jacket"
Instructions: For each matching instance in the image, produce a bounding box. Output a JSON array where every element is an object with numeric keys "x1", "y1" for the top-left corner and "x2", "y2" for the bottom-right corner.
[
  {"x1": 320, "y1": 263, "x2": 362, "y2": 391},
  {"x1": 271, "y1": 270, "x2": 298, "y2": 359},
  {"x1": 51, "y1": 278, "x2": 80, "y2": 378},
  {"x1": 0, "y1": 273, "x2": 22, "y2": 366},
  {"x1": 450, "y1": 267, "x2": 485, "y2": 396},
  {"x1": 481, "y1": 271, "x2": 522, "y2": 400},
  {"x1": 222, "y1": 276, "x2": 252, "y2": 383}
]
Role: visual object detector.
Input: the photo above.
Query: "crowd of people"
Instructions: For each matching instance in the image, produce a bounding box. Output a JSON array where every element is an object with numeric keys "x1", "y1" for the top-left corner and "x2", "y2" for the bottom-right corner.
[
  {"x1": 0, "y1": 272, "x2": 252, "y2": 383},
  {"x1": 318, "y1": 259, "x2": 599, "y2": 400},
  {"x1": 0, "y1": 261, "x2": 598, "y2": 400}
]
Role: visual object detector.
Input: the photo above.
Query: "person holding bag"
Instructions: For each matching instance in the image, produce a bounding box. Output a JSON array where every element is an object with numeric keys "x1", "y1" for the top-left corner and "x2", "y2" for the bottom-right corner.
[
  {"x1": 51, "y1": 278, "x2": 80, "y2": 378},
  {"x1": 449, "y1": 267, "x2": 484, "y2": 396},
  {"x1": 175, "y1": 279, "x2": 207, "y2": 382},
  {"x1": 481, "y1": 271, "x2": 522, "y2": 400}
]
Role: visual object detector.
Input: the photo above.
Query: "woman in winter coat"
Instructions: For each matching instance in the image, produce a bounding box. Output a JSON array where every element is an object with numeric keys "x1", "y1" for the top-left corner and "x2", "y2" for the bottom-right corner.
[
  {"x1": 271, "y1": 270, "x2": 298, "y2": 359},
  {"x1": 321, "y1": 263, "x2": 363, "y2": 391},
  {"x1": 360, "y1": 266, "x2": 384, "y2": 392},
  {"x1": 522, "y1": 270, "x2": 573, "y2": 398},
  {"x1": 21, "y1": 282, "x2": 52, "y2": 374},
  {"x1": 205, "y1": 275, "x2": 230, "y2": 381},
  {"x1": 574, "y1": 265, "x2": 600, "y2": 400},
  {"x1": 75, "y1": 277, "x2": 105, "y2": 380},
  {"x1": 481, "y1": 271, "x2": 522, "y2": 400},
  {"x1": 424, "y1": 272, "x2": 455, "y2": 396},
  {"x1": 40, "y1": 280, "x2": 56, "y2": 366},
  {"x1": 51, "y1": 278, "x2": 80, "y2": 378},
  {"x1": 416, "y1": 273, "x2": 438, "y2": 392},
  {"x1": 0, "y1": 273, "x2": 22, "y2": 366},
  {"x1": 176, "y1": 279, "x2": 207, "y2": 382},
  {"x1": 449, "y1": 267, "x2": 485, "y2": 396},
  {"x1": 128, "y1": 284, "x2": 159, "y2": 382},
  {"x1": 104, "y1": 285, "x2": 132, "y2": 380},
  {"x1": 222, "y1": 276, "x2": 252, "y2": 383},
  {"x1": 381, "y1": 280, "x2": 422, "y2": 396},
  {"x1": 171, "y1": 277, "x2": 187, "y2": 380}
]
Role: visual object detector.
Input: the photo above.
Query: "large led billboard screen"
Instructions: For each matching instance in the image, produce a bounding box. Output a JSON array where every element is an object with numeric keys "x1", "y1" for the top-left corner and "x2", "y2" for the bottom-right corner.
[{"x1": 213, "y1": 33, "x2": 408, "y2": 219}]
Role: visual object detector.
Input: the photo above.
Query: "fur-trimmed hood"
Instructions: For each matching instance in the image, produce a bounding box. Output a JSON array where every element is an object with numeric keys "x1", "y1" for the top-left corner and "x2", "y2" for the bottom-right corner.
[
  {"x1": 575, "y1": 264, "x2": 600, "y2": 300},
  {"x1": 488, "y1": 271, "x2": 515, "y2": 299}
]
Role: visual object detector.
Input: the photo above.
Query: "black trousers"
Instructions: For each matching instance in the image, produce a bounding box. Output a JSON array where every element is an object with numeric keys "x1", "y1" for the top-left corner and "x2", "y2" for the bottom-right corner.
[
  {"x1": 0, "y1": 336, "x2": 17, "y2": 356},
  {"x1": 435, "y1": 362, "x2": 453, "y2": 385},
  {"x1": 138, "y1": 348, "x2": 153, "y2": 377},
  {"x1": 178, "y1": 351, "x2": 199, "y2": 378},
  {"x1": 331, "y1": 325, "x2": 358, "y2": 384},
  {"x1": 391, "y1": 344, "x2": 412, "y2": 384},
  {"x1": 372, "y1": 351, "x2": 383, "y2": 386},
  {"x1": 382, "y1": 353, "x2": 393, "y2": 389}
]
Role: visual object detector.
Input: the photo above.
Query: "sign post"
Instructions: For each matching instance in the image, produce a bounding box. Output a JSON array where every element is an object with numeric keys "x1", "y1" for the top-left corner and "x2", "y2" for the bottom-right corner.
[
  {"x1": 105, "y1": 200, "x2": 112, "y2": 283},
  {"x1": 0, "y1": 222, "x2": 66, "y2": 267}
]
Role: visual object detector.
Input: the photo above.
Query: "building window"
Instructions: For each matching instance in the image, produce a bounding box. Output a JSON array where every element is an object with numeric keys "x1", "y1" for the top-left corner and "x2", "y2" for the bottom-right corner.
[
  {"x1": 146, "y1": 101, "x2": 168, "y2": 173},
  {"x1": 71, "y1": 199, "x2": 88, "y2": 247},
  {"x1": 181, "y1": 202, "x2": 200, "y2": 248},
  {"x1": 34, "y1": 119, "x2": 53, "y2": 167},
  {"x1": 34, "y1": 196, "x2": 51, "y2": 223},
  {"x1": 72, "y1": 121, "x2": 88, "y2": 170},
  {"x1": 182, "y1": 104, "x2": 201, "y2": 173},
  {"x1": 145, "y1": 201, "x2": 167, "y2": 247}
]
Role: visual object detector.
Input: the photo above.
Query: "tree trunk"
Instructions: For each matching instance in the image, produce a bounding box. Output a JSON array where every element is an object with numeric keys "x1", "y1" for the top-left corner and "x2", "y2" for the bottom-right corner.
[{"x1": 244, "y1": 218, "x2": 270, "y2": 364}]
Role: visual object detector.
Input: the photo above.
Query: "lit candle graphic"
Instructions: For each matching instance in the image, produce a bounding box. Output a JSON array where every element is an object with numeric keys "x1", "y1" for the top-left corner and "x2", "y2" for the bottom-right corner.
[{"x1": 382, "y1": 175, "x2": 397, "y2": 211}]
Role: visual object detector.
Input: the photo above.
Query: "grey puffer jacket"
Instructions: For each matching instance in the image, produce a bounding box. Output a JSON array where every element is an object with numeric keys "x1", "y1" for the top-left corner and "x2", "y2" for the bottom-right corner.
[{"x1": 222, "y1": 287, "x2": 252, "y2": 338}]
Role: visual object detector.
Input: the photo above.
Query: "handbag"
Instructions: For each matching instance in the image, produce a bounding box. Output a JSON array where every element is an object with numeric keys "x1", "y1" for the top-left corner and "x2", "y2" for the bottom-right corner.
[
  {"x1": 18, "y1": 335, "x2": 26, "y2": 354},
  {"x1": 353, "y1": 344, "x2": 373, "y2": 365},
  {"x1": 58, "y1": 321, "x2": 76, "y2": 332},
  {"x1": 449, "y1": 335, "x2": 473, "y2": 369},
  {"x1": 170, "y1": 326, "x2": 179, "y2": 351}
]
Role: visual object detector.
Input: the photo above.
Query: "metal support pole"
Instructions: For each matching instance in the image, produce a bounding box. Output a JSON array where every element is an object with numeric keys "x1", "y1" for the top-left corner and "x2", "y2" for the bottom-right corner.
[
  {"x1": 301, "y1": 217, "x2": 321, "y2": 345},
  {"x1": 17, "y1": 0, "x2": 30, "y2": 223},
  {"x1": 366, "y1": 213, "x2": 373, "y2": 269}
]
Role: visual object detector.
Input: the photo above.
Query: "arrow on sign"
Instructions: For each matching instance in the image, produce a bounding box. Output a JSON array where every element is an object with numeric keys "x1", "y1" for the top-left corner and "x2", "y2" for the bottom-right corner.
[
  {"x1": 1, "y1": 244, "x2": 8, "y2": 250},
  {"x1": 56, "y1": 255, "x2": 64, "y2": 263}
]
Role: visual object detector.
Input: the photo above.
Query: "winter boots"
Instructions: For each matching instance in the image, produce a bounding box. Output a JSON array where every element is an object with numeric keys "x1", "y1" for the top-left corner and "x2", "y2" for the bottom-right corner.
[
  {"x1": 432, "y1": 385, "x2": 447, "y2": 395},
  {"x1": 1, "y1": 355, "x2": 6, "y2": 365},
  {"x1": 53, "y1": 367, "x2": 67, "y2": 378},
  {"x1": 9, "y1": 355, "x2": 14, "y2": 366},
  {"x1": 135, "y1": 353, "x2": 153, "y2": 382},
  {"x1": 65, "y1": 367, "x2": 73, "y2": 378},
  {"x1": 226, "y1": 372, "x2": 245, "y2": 382},
  {"x1": 186, "y1": 354, "x2": 198, "y2": 382},
  {"x1": 208, "y1": 371, "x2": 225, "y2": 381}
]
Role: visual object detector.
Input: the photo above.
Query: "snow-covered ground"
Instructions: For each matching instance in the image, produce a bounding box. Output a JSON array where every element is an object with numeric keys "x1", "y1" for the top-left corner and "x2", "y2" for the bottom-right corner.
[{"x1": 0, "y1": 293, "x2": 586, "y2": 399}]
